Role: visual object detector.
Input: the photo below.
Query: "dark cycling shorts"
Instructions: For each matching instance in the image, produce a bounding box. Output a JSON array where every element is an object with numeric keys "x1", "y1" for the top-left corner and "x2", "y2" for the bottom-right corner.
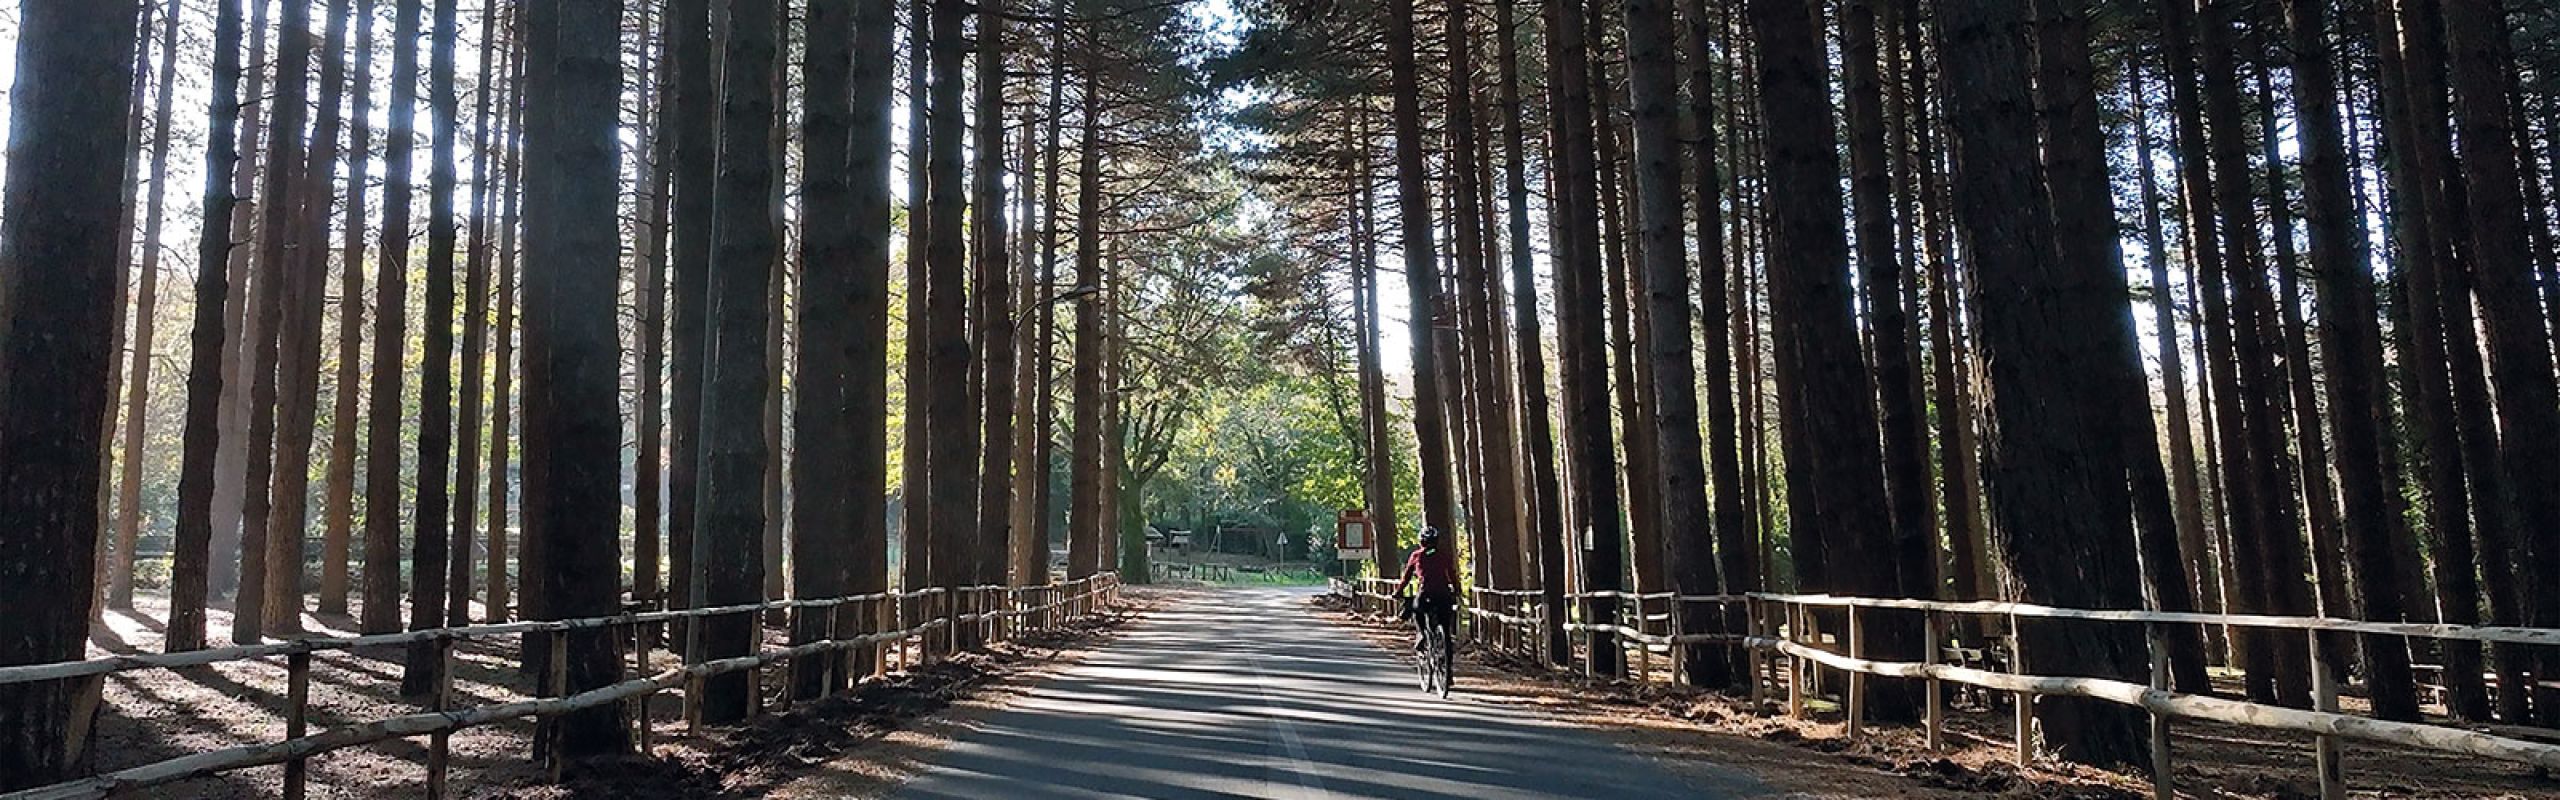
[{"x1": 1408, "y1": 591, "x2": 1457, "y2": 631}]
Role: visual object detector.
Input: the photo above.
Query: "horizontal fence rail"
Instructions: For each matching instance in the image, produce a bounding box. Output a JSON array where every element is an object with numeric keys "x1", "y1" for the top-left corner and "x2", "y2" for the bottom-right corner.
[
  {"x1": 1326, "y1": 577, "x2": 2560, "y2": 800},
  {"x1": 4, "y1": 574, "x2": 1121, "y2": 800}
]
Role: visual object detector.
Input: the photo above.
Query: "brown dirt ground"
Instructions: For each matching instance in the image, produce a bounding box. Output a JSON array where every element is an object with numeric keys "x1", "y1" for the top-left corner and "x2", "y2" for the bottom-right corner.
[
  {"x1": 1308, "y1": 593, "x2": 2560, "y2": 800},
  {"x1": 69, "y1": 590, "x2": 1152, "y2": 799}
]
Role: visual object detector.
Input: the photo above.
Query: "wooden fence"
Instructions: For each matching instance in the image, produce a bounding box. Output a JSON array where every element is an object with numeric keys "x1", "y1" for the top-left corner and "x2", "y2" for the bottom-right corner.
[
  {"x1": 1330, "y1": 577, "x2": 2560, "y2": 800},
  {"x1": 2, "y1": 574, "x2": 1121, "y2": 800}
]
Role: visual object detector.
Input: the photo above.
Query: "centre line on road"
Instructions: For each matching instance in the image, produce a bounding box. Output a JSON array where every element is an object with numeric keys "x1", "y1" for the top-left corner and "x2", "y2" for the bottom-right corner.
[{"x1": 1249, "y1": 649, "x2": 1334, "y2": 800}]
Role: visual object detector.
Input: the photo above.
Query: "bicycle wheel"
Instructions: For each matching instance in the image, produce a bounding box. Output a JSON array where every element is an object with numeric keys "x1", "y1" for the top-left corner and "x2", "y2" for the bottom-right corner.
[
  {"x1": 1428, "y1": 625, "x2": 1452, "y2": 697},
  {"x1": 1414, "y1": 625, "x2": 1436, "y2": 692}
]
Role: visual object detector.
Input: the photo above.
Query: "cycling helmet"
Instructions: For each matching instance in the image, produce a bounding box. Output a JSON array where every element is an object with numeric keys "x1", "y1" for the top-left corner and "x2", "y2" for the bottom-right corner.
[{"x1": 1419, "y1": 526, "x2": 1443, "y2": 545}]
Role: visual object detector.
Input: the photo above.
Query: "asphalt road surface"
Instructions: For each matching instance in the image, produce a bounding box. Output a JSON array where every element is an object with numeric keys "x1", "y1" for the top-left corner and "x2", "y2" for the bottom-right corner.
[{"x1": 894, "y1": 586, "x2": 1765, "y2": 799}]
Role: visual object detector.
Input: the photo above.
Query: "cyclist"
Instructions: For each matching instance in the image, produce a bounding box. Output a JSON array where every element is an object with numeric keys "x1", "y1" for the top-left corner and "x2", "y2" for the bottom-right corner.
[{"x1": 1391, "y1": 527, "x2": 1458, "y2": 655}]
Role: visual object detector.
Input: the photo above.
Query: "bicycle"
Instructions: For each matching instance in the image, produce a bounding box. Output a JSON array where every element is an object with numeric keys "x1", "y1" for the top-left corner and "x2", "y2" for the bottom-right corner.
[{"x1": 1405, "y1": 594, "x2": 1455, "y2": 697}]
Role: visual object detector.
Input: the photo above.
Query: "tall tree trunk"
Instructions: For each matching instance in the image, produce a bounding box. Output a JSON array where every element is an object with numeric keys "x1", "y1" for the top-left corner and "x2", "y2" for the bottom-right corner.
[
  {"x1": 1548, "y1": 0, "x2": 1623, "y2": 677},
  {"x1": 633, "y1": 4, "x2": 670, "y2": 615},
  {"x1": 974, "y1": 0, "x2": 1017, "y2": 596},
  {"x1": 2441, "y1": 0, "x2": 2560, "y2": 726},
  {"x1": 1592, "y1": 46, "x2": 1665, "y2": 601},
  {"x1": 487, "y1": 63, "x2": 524, "y2": 623},
  {"x1": 795, "y1": 0, "x2": 858, "y2": 698},
  {"x1": 924, "y1": 0, "x2": 977, "y2": 617},
  {"x1": 1067, "y1": 61, "x2": 1104, "y2": 583},
  {"x1": 900, "y1": 0, "x2": 935, "y2": 600},
  {"x1": 167, "y1": 0, "x2": 250, "y2": 654},
  {"x1": 320, "y1": 0, "x2": 379, "y2": 620},
  {"x1": 2372, "y1": 0, "x2": 2493, "y2": 722},
  {"x1": 111, "y1": 0, "x2": 190, "y2": 612},
  {"x1": 1848, "y1": 0, "x2": 1933, "y2": 623},
  {"x1": 1497, "y1": 0, "x2": 1571, "y2": 666},
  {"x1": 2033, "y1": 0, "x2": 2209, "y2": 693},
  {"x1": 1386, "y1": 0, "x2": 1457, "y2": 540},
  {"x1": 96, "y1": 4, "x2": 157, "y2": 624},
  {"x1": 666, "y1": 0, "x2": 717, "y2": 636},
  {"x1": 1622, "y1": 0, "x2": 1720, "y2": 689},
  {"x1": 238, "y1": 0, "x2": 318, "y2": 645},
  {"x1": 454, "y1": 0, "x2": 509, "y2": 626},
  {"x1": 402, "y1": 0, "x2": 462, "y2": 696},
  {"x1": 1450, "y1": 0, "x2": 1523, "y2": 600},
  {"x1": 363, "y1": 0, "x2": 424, "y2": 636},
  {"x1": 520, "y1": 0, "x2": 631, "y2": 759},
  {"x1": 1015, "y1": 40, "x2": 1068, "y2": 592},
  {"x1": 843, "y1": 0, "x2": 897, "y2": 674},
  {"x1": 1746, "y1": 0, "x2": 1894, "y2": 603},
  {"x1": 269, "y1": 0, "x2": 361, "y2": 640},
  {"x1": 2129, "y1": 57, "x2": 2222, "y2": 651},
  {"x1": 211, "y1": 0, "x2": 276, "y2": 605},
  {"x1": 1840, "y1": 0, "x2": 1930, "y2": 713},
  {"x1": 0, "y1": 0, "x2": 142, "y2": 786},
  {"x1": 692, "y1": 0, "x2": 780, "y2": 723},
  {"x1": 2284, "y1": 0, "x2": 2422, "y2": 721},
  {"x1": 1931, "y1": 0, "x2": 2153, "y2": 767}
]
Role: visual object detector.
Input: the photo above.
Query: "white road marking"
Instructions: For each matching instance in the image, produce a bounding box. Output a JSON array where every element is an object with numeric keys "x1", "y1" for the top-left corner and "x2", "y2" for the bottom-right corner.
[{"x1": 1249, "y1": 651, "x2": 1335, "y2": 800}]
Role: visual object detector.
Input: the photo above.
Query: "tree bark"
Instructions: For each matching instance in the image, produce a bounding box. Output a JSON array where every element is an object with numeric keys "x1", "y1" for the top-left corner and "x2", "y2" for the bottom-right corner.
[
  {"x1": 0, "y1": 0, "x2": 141, "y2": 786},
  {"x1": 1622, "y1": 0, "x2": 1720, "y2": 689},
  {"x1": 666, "y1": 0, "x2": 717, "y2": 635},
  {"x1": 844, "y1": 0, "x2": 897, "y2": 672},
  {"x1": 362, "y1": 0, "x2": 424, "y2": 636},
  {"x1": 1931, "y1": 0, "x2": 2153, "y2": 767},
  {"x1": 1386, "y1": 0, "x2": 1458, "y2": 540},
  {"x1": 2283, "y1": 0, "x2": 2422, "y2": 721},
  {"x1": 519, "y1": 0, "x2": 632, "y2": 759},
  {"x1": 1068, "y1": 60, "x2": 1105, "y2": 583},
  {"x1": 402, "y1": 0, "x2": 462, "y2": 696},
  {"x1": 975, "y1": 0, "x2": 1018, "y2": 597},
  {"x1": 2371, "y1": 0, "x2": 2492, "y2": 722},
  {"x1": 210, "y1": 0, "x2": 276, "y2": 606},
  {"x1": 454, "y1": 0, "x2": 510, "y2": 626},
  {"x1": 2441, "y1": 0, "x2": 2560, "y2": 726},
  {"x1": 795, "y1": 0, "x2": 858, "y2": 697},
  {"x1": 1549, "y1": 0, "x2": 1623, "y2": 676},
  {"x1": 900, "y1": 0, "x2": 935, "y2": 600},
  {"x1": 692, "y1": 0, "x2": 780, "y2": 723},
  {"x1": 167, "y1": 0, "x2": 250, "y2": 654},
  {"x1": 1747, "y1": 0, "x2": 1894, "y2": 605},
  {"x1": 1498, "y1": 0, "x2": 1571, "y2": 667},
  {"x1": 110, "y1": 0, "x2": 189, "y2": 612},
  {"x1": 237, "y1": 0, "x2": 318, "y2": 645},
  {"x1": 2032, "y1": 0, "x2": 2208, "y2": 693},
  {"x1": 320, "y1": 0, "x2": 378, "y2": 619},
  {"x1": 924, "y1": 0, "x2": 978, "y2": 618}
]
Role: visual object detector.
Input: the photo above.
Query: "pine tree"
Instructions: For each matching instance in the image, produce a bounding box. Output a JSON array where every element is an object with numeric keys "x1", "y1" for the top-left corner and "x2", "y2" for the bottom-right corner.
[{"x1": 0, "y1": 0, "x2": 142, "y2": 786}]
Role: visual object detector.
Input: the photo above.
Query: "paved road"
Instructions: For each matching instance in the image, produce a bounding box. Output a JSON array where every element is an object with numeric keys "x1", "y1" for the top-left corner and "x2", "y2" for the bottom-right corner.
[{"x1": 895, "y1": 587, "x2": 1765, "y2": 799}]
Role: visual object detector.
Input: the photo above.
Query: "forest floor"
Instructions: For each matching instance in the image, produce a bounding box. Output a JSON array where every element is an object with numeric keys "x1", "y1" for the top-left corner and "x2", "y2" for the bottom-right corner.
[
  {"x1": 70, "y1": 589, "x2": 1149, "y2": 799},
  {"x1": 1307, "y1": 593, "x2": 2560, "y2": 800}
]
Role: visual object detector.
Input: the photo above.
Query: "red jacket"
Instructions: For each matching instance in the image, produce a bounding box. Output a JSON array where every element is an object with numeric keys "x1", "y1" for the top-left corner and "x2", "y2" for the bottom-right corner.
[{"x1": 1393, "y1": 546, "x2": 1457, "y2": 597}]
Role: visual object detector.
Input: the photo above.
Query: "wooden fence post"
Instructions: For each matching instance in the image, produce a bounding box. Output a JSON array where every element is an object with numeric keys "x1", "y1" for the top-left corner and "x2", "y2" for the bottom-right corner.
[
  {"x1": 2146, "y1": 621, "x2": 2173, "y2": 800},
  {"x1": 749, "y1": 609, "x2": 770, "y2": 718},
  {"x1": 1924, "y1": 611, "x2": 1944, "y2": 752},
  {"x1": 427, "y1": 633, "x2": 458, "y2": 794},
  {"x1": 1670, "y1": 599, "x2": 1686, "y2": 685},
  {"x1": 2010, "y1": 613, "x2": 2032, "y2": 767},
  {"x1": 1847, "y1": 604, "x2": 1866, "y2": 743},
  {"x1": 1803, "y1": 606, "x2": 1824, "y2": 713},
  {"x1": 1786, "y1": 602, "x2": 1806, "y2": 720},
  {"x1": 285, "y1": 649, "x2": 312, "y2": 800},
  {"x1": 2311, "y1": 629, "x2": 2344, "y2": 800},
  {"x1": 1636, "y1": 596, "x2": 1653, "y2": 683},
  {"x1": 1746, "y1": 596, "x2": 1766, "y2": 706},
  {"x1": 547, "y1": 628, "x2": 569, "y2": 782}
]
